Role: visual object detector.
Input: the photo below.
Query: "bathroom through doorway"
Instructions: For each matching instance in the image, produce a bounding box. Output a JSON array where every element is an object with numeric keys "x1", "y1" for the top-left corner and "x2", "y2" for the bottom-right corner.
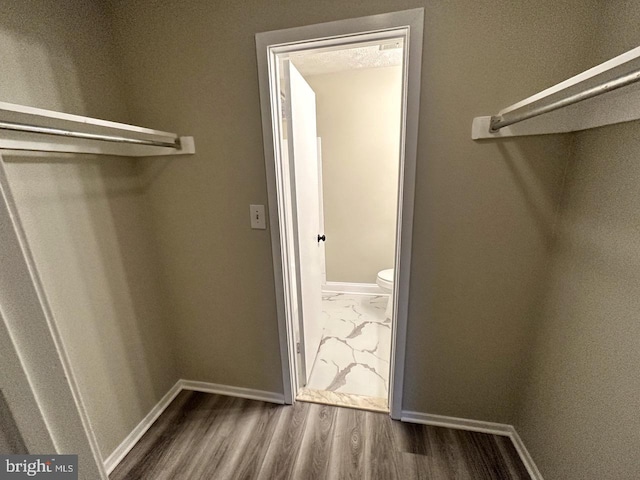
[
  {"x1": 256, "y1": 9, "x2": 423, "y2": 419},
  {"x1": 283, "y1": 42, "x2": 402, "y2": 412}
]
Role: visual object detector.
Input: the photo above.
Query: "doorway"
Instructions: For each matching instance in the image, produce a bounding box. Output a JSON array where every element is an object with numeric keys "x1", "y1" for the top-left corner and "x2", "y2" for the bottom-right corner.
[
  {"x1": 256, "y1": 9, "x2": 424, "y2": 419},
  {"x1": 282, "y1": 44, "x2": 403, "y2": 412}
]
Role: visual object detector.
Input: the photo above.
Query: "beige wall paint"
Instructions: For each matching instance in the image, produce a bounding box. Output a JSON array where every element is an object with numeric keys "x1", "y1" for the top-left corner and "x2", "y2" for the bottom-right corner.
[
  {"x1": 0, "y1": 390, "x2": 25, "y2": 454},
  {"x1": 515, "y1": 3, "x2": 640, "y2": 479},
  {"x1": 517, "y1": 123, "x2": 640, "y2": 480},
  {"x1": 108, "y1": 0, "x2": 599, "y2": 422},
  {"x1": 0, "y1": 1, "x2": 177, "y2": 458},
  {"x1": 0, "y1": 310, "x2": 53, "y2": 455},
  {"x1": 305, "y1": 66, "x2": 401, "y2": 284}
]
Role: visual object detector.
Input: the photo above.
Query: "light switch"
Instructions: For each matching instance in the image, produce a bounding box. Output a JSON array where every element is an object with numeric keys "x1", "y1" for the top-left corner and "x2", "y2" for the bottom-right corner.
[{"x1": 250, "y1": 204, "x2": 266, "y2": 229}]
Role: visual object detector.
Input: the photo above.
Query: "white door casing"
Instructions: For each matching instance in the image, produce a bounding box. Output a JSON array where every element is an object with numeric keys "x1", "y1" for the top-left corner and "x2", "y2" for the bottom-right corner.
[
  {"x1": 256, "y1": 9, "x2": 424, "y2": 418},
  {"x1": 284, "y1": 61, "x2": 324, "y2": 384}
]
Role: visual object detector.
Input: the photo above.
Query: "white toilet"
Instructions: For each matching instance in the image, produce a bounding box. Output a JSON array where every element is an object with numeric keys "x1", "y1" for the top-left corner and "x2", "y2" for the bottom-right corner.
[{"x1": 376, "y1": 268, "x2": 394, "y2": 319}]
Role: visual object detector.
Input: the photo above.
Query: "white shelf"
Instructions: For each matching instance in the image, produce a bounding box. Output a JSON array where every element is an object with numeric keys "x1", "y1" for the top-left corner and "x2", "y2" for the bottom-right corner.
[
  {"x1": 472, "y1": 45, "x2": 640, "y2": 139},
  {"x1": 0, "y1": 101, "x2": 195, "y2": 157}
]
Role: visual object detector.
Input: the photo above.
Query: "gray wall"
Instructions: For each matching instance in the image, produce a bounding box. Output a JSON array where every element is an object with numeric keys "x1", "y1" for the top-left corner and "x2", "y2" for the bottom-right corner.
[
  {"x1": 517, "y1": 123, "x2": 640, "y2": 480},
  {"x1": 515, "y1": 2, "x2": 640, "y2": 478},
  {"x1": 0, "y1": 170, "x2": 106, "y2": 478},
  {"x1": 0, "y1": 392, "x2": 27, "y2": 454},
  {"x1": 0, "y1": 0, "x2": 178, "y2": 459},
  {"x1": 107, "y1": 0, "x2": 598, "y2": 423},
  {"x1": 306, "y1": 66, "x2": 401, "y2": 284}
]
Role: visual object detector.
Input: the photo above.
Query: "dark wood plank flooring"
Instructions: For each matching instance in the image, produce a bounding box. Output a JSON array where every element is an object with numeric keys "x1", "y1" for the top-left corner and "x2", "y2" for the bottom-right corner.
[{"x1": 110, "y1": 391, "x2": 530, "y2": 480}]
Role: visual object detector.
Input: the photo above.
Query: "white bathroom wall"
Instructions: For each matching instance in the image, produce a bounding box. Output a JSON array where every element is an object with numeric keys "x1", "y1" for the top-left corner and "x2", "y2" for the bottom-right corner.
[{"x1": 306, "y1": 66, "x2": 402, "y2": 284}]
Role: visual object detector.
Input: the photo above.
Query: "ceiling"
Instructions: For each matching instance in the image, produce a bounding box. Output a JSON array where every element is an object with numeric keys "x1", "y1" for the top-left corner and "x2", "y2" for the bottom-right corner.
[{"x1": 289, "y1": 43, "x2": 403, "y2": 77}]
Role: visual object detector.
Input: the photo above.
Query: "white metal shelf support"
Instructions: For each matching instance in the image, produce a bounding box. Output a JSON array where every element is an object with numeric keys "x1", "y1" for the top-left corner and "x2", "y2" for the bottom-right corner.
[
  {"x1": 472, "y1": 45, "x2": 640, "y2": 140},
  {"x1": 0, "y1": 101, "x2": 195, "y2": 157}
]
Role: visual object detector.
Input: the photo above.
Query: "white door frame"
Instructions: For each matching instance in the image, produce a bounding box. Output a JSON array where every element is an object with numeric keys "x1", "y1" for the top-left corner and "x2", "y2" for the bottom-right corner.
[{"x1": 256, "y1": 8, "x2": 423, "y2": 419}]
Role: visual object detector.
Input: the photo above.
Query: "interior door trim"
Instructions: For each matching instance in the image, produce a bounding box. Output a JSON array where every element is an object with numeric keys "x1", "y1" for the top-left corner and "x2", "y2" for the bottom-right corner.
[{"x1": 256, "y1": 8, "x2": 424, "y2": 419}]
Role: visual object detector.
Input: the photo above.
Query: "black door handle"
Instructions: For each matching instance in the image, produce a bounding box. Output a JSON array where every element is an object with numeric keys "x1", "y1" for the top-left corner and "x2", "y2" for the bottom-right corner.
[{"x1": 317, "y1": 234, "x2": 326, "y2": 243}]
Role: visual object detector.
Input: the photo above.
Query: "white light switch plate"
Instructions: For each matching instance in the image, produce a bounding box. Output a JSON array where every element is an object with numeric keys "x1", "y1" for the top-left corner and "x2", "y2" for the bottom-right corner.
[{"x1": 250, "y1": 204, "x2": 266, "y2": 229}]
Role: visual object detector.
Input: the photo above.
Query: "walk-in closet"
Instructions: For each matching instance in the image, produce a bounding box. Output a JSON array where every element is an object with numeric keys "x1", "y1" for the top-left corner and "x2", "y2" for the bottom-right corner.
[{"x1": 1, "y1": 2, "x2": 638, "y2": 479}]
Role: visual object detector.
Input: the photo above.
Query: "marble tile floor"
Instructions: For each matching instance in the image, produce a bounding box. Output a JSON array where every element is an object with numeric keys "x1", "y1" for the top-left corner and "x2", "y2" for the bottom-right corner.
[{"x1": 305, "y1": 293, "x2": 392, "y2": 405}]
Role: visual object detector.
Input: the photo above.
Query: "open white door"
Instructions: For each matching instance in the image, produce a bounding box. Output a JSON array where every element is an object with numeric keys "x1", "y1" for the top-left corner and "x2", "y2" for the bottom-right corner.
[{"x1": 284, "y1": 61, "x2": 324, "y2": 385}]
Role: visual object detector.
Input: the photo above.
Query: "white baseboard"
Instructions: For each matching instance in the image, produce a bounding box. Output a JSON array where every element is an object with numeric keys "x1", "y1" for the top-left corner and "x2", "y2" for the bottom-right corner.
[
  {"x1": 104, "y1": 379, "x2": 284, "y2": 473},
  {"x1": 322, "y1": 282, "x2": 386, "y2": 295},
  {"x1": 401, "y1": 410, "x2": 543, "y2": 480},
  {"x1": 179, "y1": 379, "x2": 285, "y2": 405},
  {"x1": 104, "y1": 380, "x2": 182, "y2": 474},
  {"x1": 105, "y1": 386, "x2": 541, "y2": 480},
  {"x1": 401, "y1": 410, "x2": 512, "y2": 436}
]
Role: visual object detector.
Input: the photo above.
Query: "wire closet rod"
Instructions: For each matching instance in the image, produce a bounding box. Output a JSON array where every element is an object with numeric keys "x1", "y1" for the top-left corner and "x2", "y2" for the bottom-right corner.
[
  {"x1": 490, "y1": 66, "x2": 640, "y2": 132},
  {"x1": 0, "y1": 120, "x2": 181, "y2": 148}
]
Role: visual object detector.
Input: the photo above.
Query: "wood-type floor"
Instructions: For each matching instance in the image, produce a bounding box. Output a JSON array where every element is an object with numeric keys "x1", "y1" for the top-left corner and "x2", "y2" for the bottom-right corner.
[{"x1": 110, "y1": 391, "x2": 531, "y2": 480}]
